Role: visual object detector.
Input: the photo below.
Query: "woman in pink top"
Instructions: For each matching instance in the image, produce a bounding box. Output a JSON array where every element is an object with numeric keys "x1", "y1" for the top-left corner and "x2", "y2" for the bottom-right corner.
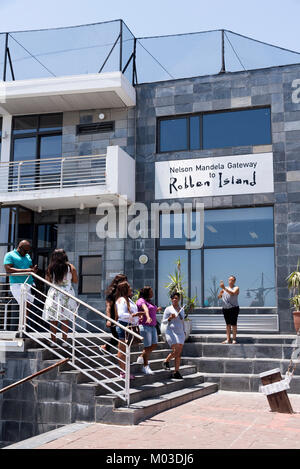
[{"x1": 136, "y1": 286, "x2": 162, "y2": 375}]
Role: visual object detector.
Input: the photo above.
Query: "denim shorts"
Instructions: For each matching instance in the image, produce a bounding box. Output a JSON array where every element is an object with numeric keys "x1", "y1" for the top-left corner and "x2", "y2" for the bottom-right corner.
[
  {"x1": 116, "y1": 320, "x2": 129, "y2": 340},
  {"x1": 139, "y1": 325, "x2": 158, "y2": 348}
]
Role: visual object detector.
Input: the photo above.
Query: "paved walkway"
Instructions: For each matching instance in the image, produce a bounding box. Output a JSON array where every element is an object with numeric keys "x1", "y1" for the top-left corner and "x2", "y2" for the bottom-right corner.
[{"x1": 7, "y1": 391, "x2": 300, "y2": 450}]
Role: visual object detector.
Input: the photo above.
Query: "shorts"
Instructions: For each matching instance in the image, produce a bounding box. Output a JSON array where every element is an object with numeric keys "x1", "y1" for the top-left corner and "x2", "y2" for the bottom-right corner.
[
  {"x1": 10, "y1": 283, "x2": 34, "y2": 306},
  {"x1": 116, "y1": 320, "x2": 129, "y2": 340},
  {"x1": 139, "y1": 325, "x2": 158, "y2": 348},
  {"x1": 223, "y1": 306, "x2": 239, "y2": 326}
]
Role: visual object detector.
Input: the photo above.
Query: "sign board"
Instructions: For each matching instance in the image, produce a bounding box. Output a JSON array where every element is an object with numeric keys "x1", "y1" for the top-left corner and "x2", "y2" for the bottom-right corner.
[{"x1": 155, "y1": 152, "x2": 274, "y2": 200}]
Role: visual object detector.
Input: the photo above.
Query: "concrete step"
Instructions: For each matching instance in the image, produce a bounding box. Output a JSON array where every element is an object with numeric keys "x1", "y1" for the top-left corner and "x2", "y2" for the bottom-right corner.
[
  {"x1": 187, "y1": 334, "x2": 297, "y2": 345},
  {"x1": 95, "y1": 381, "x2": 218, "y2": 425},
  {"x1": 181, "y1": 356, "x2": 300, "y2": 376},
  {"x1": 199, "y1": 372, "x2": 300, "y2": 394},
  {"x1": 78, "y1": 364, "x2": 198, "y2": 395},
  {"x1": 183, "y1": 342, "x2": 296, "y2": 360},
  {"x1": 59, "y1": 348, "x2": 171, "y2": 370},
  {"x1": 96, "y1": 372, "x2": 205, "y2": 407}
]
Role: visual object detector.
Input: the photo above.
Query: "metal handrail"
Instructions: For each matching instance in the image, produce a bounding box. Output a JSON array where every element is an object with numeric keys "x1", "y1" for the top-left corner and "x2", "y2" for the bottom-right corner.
[
  {"x1": 0, "y1": 358, "x2": 69, "y2": 394},
  {"x1": 0, "y1": 272, "x2": 143, "y2": 406},
  {"x1": 0, "y1": 153, "x2": 106, "y2": 166},
  {"x1": 0, "y1": 153, "x2": 107, "y2": 193}
]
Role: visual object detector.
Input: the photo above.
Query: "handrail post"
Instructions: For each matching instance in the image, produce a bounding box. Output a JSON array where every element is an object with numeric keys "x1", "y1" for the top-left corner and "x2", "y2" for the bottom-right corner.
[
  {"x1": 17, "y1": 161, "x2": 23, "y2": 191},
  {"x1": 72, "y1": 307, "x2": 77, "y2": 365},
  {"x1": 60, "y1": 157, "x2": 65, "y2": 188},
  {"x1": 18, "y1": 284, "x2": 26, "y2": 337},
  {"x1": 125, "y1": 343, "x2": 130, "y2": 407}
]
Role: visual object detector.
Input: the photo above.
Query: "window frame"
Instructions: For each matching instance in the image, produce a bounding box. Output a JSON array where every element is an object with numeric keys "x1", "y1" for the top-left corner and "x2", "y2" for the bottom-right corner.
[
  {"x1": 157, "y1": 105, "x2": 272, "y2": 154},
  {"x1": 78, "y1": 255, "x2": 103, "y2": 296},
  {"x1": 156, "y1": 205, "x2": 275, "y2": 309}
]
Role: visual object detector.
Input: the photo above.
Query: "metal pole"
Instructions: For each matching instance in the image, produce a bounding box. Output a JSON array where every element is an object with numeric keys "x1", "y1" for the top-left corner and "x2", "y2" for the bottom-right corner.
[
  {"x1": 119, "y1": 20, "x2": 123, "y2": 72},
  {"x1": 2, "y1": 33, "x2": 8, "y2": 81},
  {"x1": 132, "y1": 37, "x2": 137, "y2": 86},
  {"x1": 19, "y1": 284, "x2": 26, "y2": 337},
  {"x1": 220, "y1": 30, "x2": 226, "y2": 74},
  {"x1": 125, "y1": 343, "x2": 130, "y2": 407},
  {"x1": 0, "y1": 358, "x2": 69, "y2": 394}
]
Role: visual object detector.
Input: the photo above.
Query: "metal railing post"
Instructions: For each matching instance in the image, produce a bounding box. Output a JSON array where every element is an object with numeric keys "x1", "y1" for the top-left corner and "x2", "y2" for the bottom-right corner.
[
  {"x1": 125, "y1": 343, "x2": 131, "y2": 407},
  {"x1": 72, "y1": 307, "x2": 77, "y2": 364},
  {"x1": 60, "y1": 158, "x2": 65, "y2": 188},
  {"x1": 17, "y1": 162, "x2": 23, "y2": 191},
  {"x1": 19, "y1": 284, "x2": 27, "y2": 336}
]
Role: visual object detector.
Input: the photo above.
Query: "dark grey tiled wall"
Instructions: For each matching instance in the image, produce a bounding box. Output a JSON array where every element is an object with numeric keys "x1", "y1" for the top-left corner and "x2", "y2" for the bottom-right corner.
[{"x1": 134, "y1": 63, "x2": 300, "y2": 333}]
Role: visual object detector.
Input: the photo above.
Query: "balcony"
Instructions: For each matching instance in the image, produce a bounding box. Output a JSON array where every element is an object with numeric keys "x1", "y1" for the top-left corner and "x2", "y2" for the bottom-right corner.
[
  {"x1": 0, "y1": 145, "x2": 135, "y2": 210},
  {"x1": 0, "y1": 72, "x2": 136, "y2": 114}
]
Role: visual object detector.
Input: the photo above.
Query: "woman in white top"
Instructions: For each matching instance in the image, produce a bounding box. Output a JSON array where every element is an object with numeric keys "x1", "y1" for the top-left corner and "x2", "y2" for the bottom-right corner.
[
  {"x1": 43, "y1": 249, "x2": 78, "y2": 347},
  {"x1": 115, "y1": 281, "x2": 139, "y2": 380}
]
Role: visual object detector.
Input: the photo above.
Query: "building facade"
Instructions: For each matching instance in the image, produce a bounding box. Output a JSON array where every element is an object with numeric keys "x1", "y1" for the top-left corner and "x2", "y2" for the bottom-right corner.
[{"x1": 0, "y1": 24, "x2": 300, "y2": 334}]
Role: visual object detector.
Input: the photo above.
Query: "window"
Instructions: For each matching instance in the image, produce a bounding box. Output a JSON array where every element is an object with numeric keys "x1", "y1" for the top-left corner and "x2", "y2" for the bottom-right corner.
[
  {"x1": 79, "y1": 256, "x2": 102, "y2": 295},
  {"x1": 157, "y1": 207, "x2": 275, "y2": 308},
  {"x1": 158, "y1": 107, "x2": 271, "y2": 153},
  {"x1": 11, "y1": 113, "x2": 62, "y2": 190},
  {"x1": 36, "y1": 224, "x2": 58, "y2": 249}
]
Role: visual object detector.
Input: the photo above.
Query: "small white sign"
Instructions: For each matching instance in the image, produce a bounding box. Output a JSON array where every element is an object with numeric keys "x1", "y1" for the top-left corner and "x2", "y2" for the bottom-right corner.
[{"x1": 155, "y1": 152, "x2": 274, "y2": 200}]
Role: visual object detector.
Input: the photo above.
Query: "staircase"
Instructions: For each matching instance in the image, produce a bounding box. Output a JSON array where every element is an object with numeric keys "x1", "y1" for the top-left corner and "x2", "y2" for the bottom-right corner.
[
  {"x1": 23, "y1": 336, "x2": 217, "y2": 426},
  {"x1": 182, "y1": 334, "x2": 300, "y2": 394}
]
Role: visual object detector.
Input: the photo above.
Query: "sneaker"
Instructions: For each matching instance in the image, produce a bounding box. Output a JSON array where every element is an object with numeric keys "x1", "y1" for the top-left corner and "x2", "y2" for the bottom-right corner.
[
  {"x1": 136, "y1": 355, "x2": 144, "y2": 365},
  {"x1": 162, "y1": 360, "x2": 170, "y2": 370},
  {"x1": 172, "y1": 371, "x2": 183, "y2": 380},
  {"x1": 120, "y1": 372, "x2": 135, "y2": 380},
  {"x1": 61, "y1": 342, "x2": 71, "y2": 348},
  {"x1": 142, "y1": 365, "x2": 154, "y2": 375}
]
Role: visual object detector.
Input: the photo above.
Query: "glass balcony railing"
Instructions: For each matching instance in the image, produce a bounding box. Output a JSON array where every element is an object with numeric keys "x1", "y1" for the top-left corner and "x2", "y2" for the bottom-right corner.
[{"x1": 0, "y1": 21, "x2": 300, "y2": 85}]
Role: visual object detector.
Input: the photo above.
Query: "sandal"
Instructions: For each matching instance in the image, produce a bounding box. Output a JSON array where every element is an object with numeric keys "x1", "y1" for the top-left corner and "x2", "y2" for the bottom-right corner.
[
  {"x1": 232, "y1": 340, "x2": 237, "y2": 344},
  {"x1": 222, "y1": 339, "x2": 231, "y2": 344}
]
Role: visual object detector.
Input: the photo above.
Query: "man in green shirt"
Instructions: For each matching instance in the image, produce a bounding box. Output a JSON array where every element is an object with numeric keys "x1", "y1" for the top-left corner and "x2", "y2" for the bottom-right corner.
[{"x1": 4, "y1": 240, "x2": 38, "y2": 308}]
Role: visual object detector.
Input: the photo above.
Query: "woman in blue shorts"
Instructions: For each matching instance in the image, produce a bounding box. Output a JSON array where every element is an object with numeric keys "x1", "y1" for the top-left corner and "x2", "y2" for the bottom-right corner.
[{"x1": 136, "y1": 286, "x2": 162, "y2": 375}]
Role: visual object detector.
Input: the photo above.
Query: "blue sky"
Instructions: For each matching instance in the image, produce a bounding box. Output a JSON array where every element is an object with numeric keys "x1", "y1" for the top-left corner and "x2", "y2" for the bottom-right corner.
[{"x1": 0, "y1": 0, "x2": 299, "y2": 52}]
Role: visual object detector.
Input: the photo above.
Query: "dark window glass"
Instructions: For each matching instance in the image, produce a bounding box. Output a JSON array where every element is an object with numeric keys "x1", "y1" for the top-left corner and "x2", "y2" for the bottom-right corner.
[
  {"x1": 190, "y1": 115, "x2": 200, "y2": 150},
  {"x1": 159, "y1": 118, "x2": 188, "y2": 152},
  {"x1": 159, "y1": 212, "x2": 187, "y2": 247},
  {"x1": 157, "y1": 207, "x2": 275, "y2": 309},
  {"x1": 191, "y1": 250, "x2": 201, "y2": 302},
  {"x1": 13, "y1": 137, "x2": 36, "y2": 162},
  {"x1": 80, "y1": 256, "x2": 102, "y2": 295},
  {"x1": 39, "y1": 114, "x2": 62, "y2": 131},
  {"x1": 203, "y1": 108, "x2": 271, "y2": 149},
  {"x1": 13, "y1": 116, "x2": 38, "y2": 134},
  {"x1": 157, "y1": 250, "x2": 188, "y2": 307},
  {"x1": 37, "y1": 224, "x2": 58, "y2": 248},
  {"x1": 0, "y1": 208, "x2": 16, "y2": 245},
  {"x1": 40, "y1": 135, "x2": 62, "y2": 159},
  {"x1": 159, "y1": 211, "x2": 201, "y2": 247},
  {"x1": 204, "y1": 207, "x2": 274, "y2": 246},
  {"x1": 204, "y1": 247, "x2": 275, "y2": 307},
  {"x1": 17, "y1": 208, "x2": 33, "y2": 244}
]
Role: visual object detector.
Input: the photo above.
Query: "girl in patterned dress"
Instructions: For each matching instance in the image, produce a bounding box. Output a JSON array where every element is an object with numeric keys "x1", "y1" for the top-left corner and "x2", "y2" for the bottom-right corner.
[{"x1": 43, "y1": 249, "x2": 78, "y2": 346}]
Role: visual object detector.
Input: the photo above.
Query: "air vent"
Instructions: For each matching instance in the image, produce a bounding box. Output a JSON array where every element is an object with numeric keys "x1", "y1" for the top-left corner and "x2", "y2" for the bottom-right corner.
[{"x1": 76, "y1": 121, "x2": 115, "y2": 135}]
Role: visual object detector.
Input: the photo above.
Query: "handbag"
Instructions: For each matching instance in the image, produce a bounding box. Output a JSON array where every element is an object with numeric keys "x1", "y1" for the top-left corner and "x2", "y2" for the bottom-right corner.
[{"x1": 125, "y1": 324, "x2": 141, "y2": 346}]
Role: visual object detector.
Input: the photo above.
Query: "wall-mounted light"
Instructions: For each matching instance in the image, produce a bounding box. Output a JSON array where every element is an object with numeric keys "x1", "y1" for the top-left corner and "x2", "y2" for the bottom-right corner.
[{"x1": 98, "y1": 113, "x2": 105, "y2": 120}]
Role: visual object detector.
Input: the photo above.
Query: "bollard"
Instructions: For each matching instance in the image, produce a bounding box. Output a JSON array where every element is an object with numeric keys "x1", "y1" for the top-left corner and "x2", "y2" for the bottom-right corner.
[{"x1": 259, "y1": 368, "x2": 293, "y2": 414}]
